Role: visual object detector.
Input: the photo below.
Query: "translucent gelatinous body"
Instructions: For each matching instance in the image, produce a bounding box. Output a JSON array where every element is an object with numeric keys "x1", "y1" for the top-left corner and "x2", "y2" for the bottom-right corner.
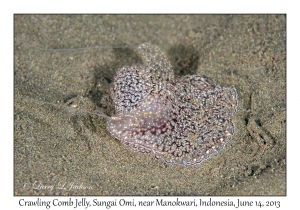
[{"x1": 107, "y1": 43, "x2": 238, "y2": 165}]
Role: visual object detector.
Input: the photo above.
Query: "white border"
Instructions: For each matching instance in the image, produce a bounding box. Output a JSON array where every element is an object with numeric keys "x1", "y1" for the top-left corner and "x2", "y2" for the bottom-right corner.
[{"x1": 2, "y1": 0, "x2": 296, "y2": 209}]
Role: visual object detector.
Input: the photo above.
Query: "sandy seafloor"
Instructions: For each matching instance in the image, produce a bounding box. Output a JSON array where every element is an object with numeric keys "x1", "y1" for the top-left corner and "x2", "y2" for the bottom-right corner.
[{"x1": 14, "y1": 15, "x2": 286, "y2": 196}]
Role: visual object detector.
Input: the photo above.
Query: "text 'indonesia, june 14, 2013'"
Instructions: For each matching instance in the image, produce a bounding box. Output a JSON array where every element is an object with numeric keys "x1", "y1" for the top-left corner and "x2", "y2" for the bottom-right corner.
[{"x1": 18, "y1": 198, "x2": 281, "y2": 209}]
